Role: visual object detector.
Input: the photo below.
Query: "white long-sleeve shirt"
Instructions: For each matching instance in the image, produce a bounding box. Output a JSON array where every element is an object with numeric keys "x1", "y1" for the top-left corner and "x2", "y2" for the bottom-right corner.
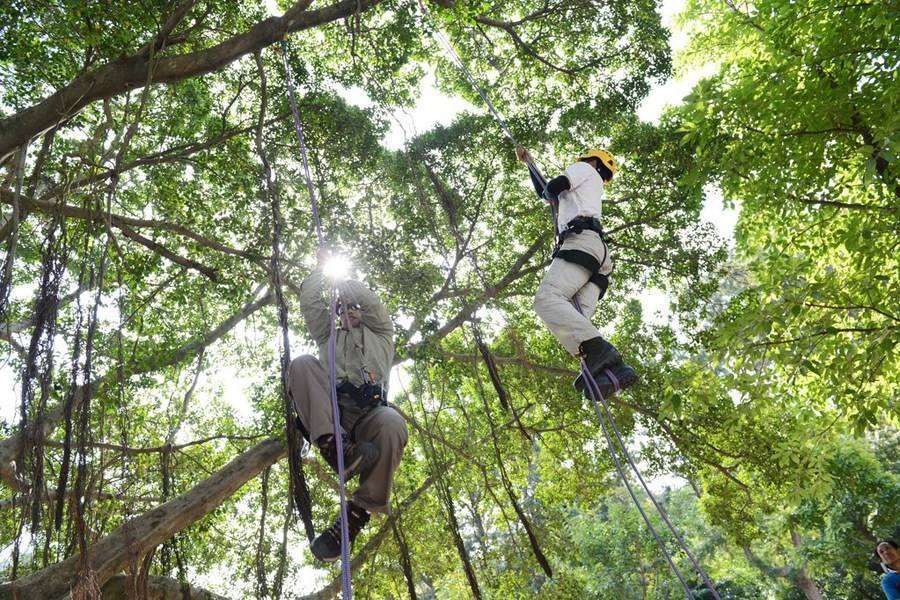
[{"x1": 556, "y1": 161, "x2": 606, "y2": 232}]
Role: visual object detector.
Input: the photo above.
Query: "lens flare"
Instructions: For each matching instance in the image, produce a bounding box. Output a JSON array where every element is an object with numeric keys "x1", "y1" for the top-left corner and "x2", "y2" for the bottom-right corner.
[{"x1": 323, "y1": 254, "x2": 352, "y2": 281}]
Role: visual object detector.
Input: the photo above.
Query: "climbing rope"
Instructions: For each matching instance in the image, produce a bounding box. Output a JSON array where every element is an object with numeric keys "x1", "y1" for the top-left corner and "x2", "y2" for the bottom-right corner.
[
  {"x1": 579, "y1": 351, "x2": 694, "y2": 597},
  {"x1": 280, "y1": 40, "x2": 353, "y2": 600},
  {"x1": 414, "y1": 3, "x2": 721, "y2": 598},
  {"x1": 413, "y1": 0, "x2": 557, "y2": 230},
  {"x1": 257, "y1": 48, "x2": 315, "y2": 547},
  {"x1": 578, "y1": 343, "x2": 720, "y2": 598}
]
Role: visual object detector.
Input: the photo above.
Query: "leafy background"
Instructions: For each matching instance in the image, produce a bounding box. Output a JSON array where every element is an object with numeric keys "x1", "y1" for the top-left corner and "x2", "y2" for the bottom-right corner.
[{"x1": 0, "y1": 0, "x2": 897, "y2": 598}]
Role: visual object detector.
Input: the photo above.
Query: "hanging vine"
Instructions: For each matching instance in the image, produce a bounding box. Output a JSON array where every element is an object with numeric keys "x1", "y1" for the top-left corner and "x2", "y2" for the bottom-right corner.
[
  {"x1": 470, "y1": 348, "x2": 554, "y2": 578},
  {"x1": 0, "y1": 144, "x2": 27, "y2": 327},
  {"x1": 18, "y1": 197, "x2": 69, "y2": 534},
  {"x1": 53, "y1": 249, "x2": 90, "y2": 531},
  {"x1": 255, "y1": 466, "x2": 271, "y2": 599},
  {"x1": 254, "y1": 49, "x2": 315, "y2": 543},
  {"x1": 391, "y1": 515, "x2": 418, "y2": 600}
]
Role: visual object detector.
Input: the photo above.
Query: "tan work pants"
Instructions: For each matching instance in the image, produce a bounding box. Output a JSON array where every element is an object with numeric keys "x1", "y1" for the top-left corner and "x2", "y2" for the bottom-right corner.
[
  {"x1": 287, "y1": 354, "x2": 408, "y2": 514},
  {"x1": 533, "y1": 230, "x2": 612, "y2": 356}
]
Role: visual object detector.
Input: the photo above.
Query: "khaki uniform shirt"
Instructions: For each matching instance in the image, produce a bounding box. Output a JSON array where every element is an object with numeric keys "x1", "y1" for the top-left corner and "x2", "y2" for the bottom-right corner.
[{"x1": 298, "y1": 268, "x2": 394, "y2": 388}]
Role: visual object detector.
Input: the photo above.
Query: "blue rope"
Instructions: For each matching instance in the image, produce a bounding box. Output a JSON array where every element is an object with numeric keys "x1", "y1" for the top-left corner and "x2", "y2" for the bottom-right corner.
[{"x1": 280, "y1": 40, "x2": 353, "y2": 600}]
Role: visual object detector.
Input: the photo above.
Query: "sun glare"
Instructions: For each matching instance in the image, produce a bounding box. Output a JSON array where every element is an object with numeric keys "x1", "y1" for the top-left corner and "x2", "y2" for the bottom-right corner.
[
  {"x1": 264, "y1": 0, "x2": 282, "y2": 17},
  {"x1": 323, "y1": 254, "x2": 352, "y2": 281}
]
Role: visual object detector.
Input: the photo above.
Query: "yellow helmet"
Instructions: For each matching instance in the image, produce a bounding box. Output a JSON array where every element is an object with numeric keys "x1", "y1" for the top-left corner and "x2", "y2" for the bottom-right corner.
[{"x1": 579, "y1": 149, "x2": 617, "y2": 179}]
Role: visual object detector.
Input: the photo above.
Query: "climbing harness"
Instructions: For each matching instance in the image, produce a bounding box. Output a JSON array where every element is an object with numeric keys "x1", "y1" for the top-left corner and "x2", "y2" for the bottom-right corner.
[
  {"x1": 280, "y1": 40, "x2": 354, "y2": 600},
  {"x1": 337, "y1": 379, "x2": 387, "y2": 411},
  {"x1": 414, "y1": 3, "x2": 721, "y2": 598},
  {"x1": 556, "y1": 216, "x2": 605, "y2": 246},
  {"x1": 554, "y1": 250, "x2": 610, "y2": 301},
  {"x1": 554, "y1": 216, "x2": 610, "y2": 300}
]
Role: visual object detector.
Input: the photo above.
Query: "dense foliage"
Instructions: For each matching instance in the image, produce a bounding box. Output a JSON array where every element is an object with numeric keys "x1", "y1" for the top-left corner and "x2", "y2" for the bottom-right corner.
[{"x1": 0, "y1": 0, "x2": 896, "y2": 598}]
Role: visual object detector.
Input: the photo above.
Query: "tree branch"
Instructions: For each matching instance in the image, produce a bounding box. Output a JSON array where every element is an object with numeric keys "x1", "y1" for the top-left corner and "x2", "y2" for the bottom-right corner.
[
  {"x1": 401, "y1": 235, "x2": 546, "y2": 359},
  {"x1": 116, "y1": 223, "x2": 220, "y2": 281},
  {"x1": 748, "y1": 325, "x2": 898, "y2": 348},
  {"x1": 137, "y1": 1, "x2": 201, "y2": 56},
  {"x1": 42, "y1": 434, "x2": 266, "y2": 456},
  {"x1": 440, "y1": 351, "x2": 576, "y2": 376},
  {"x1": 0, "y1": 439, "x2": 286, "y2": 599},
  {"x1": 101, "y1": 574, "x2": 229, "y2": 600},
  {"x1": 474, "y1": 15, "x2": 618, "y2": 76},
  {"x1": 0, "y1": 188, "x2": 263, "y2": 262},
  {"x1": 0, "y1": 0, "x2": 384, "y2": 161}
]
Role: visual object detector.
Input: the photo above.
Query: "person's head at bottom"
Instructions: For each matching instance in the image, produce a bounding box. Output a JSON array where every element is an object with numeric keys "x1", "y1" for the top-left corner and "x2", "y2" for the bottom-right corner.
[
  {"x1": 879, "y1": 541, "x2": 900, "y2": 567},
  {"x1": 877, "y1": 540, "x2": 900, "y2": 600}
]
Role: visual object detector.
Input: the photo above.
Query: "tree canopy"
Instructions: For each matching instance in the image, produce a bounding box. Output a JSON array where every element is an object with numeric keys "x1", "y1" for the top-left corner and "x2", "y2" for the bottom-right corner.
[{"x1": 0, "y1": 0, "x2": 896, "y2": 598}]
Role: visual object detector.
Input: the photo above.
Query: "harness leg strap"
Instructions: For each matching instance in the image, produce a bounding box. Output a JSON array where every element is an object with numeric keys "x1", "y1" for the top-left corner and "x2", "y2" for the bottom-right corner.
[{"x1": 554, "y1": 249, "x2": 609, "y2": 301}]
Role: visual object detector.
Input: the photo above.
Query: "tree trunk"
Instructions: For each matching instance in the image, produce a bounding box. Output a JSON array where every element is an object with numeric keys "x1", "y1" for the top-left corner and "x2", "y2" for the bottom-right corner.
[
  {"x1": 101, "y1": 574, "x2": 229, "y2": 600},
  {"x1": 794, "y1": 570, "x2": 825, "y2": 600},
  {"x1": 0, "y1": 439, "x2": 285, "y2": 600},
  {"x1": 790, "y1": 528, "x2": 825, "y2": 600},
  {"x1": 741, "y1": 543, "x2": 825, "y2": 600}
]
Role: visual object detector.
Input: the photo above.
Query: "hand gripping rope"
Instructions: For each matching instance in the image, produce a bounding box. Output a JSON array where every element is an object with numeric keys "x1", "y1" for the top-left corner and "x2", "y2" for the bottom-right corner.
[
  {"x1": 414, "y1": 3, "x2": 721, "y2": 598},
  {"x1": 280, "y1": 40, "x2": 354, "y2": 600}
]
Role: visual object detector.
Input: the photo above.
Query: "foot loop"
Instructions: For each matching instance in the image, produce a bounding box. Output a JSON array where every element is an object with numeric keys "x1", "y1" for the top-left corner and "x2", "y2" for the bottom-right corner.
[{"x1": 605, "y1": 368, "x2": 621, "y2": 393}]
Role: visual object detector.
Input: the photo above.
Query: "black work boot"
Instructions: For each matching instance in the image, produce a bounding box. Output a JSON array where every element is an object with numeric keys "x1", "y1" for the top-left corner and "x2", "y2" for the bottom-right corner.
[
  {"x1": 589, "y1": 363, "x2": 639, "y2": 398},
  {"x1": 573, "y1": 336, "x2": 620, "y2": 392},
  {"x1": 311, "y1": 502, "x2": 371, "y2": 563},
  {"x1": 317, "y1": 434, "x2": 379, "y2": 481},
  {"x1": 573, "y1": 336, "x2": 638, "y2": 397}
]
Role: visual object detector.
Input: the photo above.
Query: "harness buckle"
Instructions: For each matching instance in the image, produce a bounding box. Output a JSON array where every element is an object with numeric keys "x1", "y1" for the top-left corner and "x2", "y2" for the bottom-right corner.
[{"x1": 555, "y1": 216, "x2": 604, "y2": 252}]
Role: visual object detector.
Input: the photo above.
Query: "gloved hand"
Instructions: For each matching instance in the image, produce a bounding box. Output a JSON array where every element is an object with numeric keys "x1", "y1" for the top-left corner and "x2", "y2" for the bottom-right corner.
[{"x1": 515, "y1": 145, "x2": 532, "y2": 163}]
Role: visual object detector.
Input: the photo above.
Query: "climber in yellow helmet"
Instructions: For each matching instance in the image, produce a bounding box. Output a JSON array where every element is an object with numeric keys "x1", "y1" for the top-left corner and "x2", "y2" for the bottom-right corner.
[{"x1": 516, "y1": 145, "x2": 637, "y2": 397}]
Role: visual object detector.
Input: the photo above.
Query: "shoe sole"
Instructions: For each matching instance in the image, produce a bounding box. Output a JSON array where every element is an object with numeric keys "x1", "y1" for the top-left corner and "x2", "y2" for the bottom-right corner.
[
  {"x1": 314, "y1": 552, "x2": 340, "y2": 563},
  {"x1": 311, "y1": 534, "x2": 341, "y2": 563},
  {"x1": 574, "y1": 368, "x2": 639, "y2": 397},
  {"x1": 311, "y1": 547, "x2": 340, "y2": 563}
]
